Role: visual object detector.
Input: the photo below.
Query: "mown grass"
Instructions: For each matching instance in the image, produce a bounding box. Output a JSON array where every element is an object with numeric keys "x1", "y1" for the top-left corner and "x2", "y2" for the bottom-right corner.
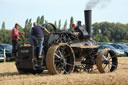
[{"x1": 0, "y1": 57, "x2": 128, "y2": 85}]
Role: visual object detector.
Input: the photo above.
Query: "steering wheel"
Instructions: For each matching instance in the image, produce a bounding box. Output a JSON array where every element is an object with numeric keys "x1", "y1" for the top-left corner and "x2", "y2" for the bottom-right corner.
[{"x1": 43, "y1": 23, "x2": 57, "y2": 33}]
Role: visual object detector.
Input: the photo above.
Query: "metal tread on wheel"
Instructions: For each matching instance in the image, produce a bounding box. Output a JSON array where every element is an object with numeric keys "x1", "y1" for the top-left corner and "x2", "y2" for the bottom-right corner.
[
  {"x1": 46, "y1": 43, "x2": 75, "y2": 75},
  {"x1": 96, "y1": 49, "x2": 118, "y2": 73}
]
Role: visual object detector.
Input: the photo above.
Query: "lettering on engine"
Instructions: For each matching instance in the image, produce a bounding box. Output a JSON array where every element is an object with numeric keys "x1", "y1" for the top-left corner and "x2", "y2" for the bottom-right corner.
[{"x1": 20, "y1": 50, "x2": 29, "y2": 53}]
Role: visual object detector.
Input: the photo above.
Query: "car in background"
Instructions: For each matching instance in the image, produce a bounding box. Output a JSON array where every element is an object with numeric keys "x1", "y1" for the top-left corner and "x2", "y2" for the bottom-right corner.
[
  {"x1": 124, "y1": 43, "x2": 128, "y2": 46},
  {"x1": 0, "y1": 44, "x2": 12, "y2": 61},
  {"x1": 110, "y1": 43, "x2": 128, "y2": 56},
  {"x1": 98, "y1": 45, "x2": 125, "y2": 56},
  {"x1": 98, "y1": 42, "x2": 109, "y2": 45},
  {"x1": 0, "y1": 54, "x2": 4, "y2": 61}
]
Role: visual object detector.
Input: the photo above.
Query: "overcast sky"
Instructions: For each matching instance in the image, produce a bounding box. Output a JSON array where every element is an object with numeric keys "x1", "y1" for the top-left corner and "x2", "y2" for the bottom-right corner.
[{"x1": 0, "y1": 0, "x2": 128, "y2": 29}]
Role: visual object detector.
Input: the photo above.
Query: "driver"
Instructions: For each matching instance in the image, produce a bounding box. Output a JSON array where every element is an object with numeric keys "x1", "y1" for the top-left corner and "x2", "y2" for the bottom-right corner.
[{"x1": 30, "y1": 22, "x2": 50, "y2": 60}]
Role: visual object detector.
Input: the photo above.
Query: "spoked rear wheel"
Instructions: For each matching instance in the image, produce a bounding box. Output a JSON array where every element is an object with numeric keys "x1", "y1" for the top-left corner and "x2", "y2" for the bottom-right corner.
[
  {"x1": 46, "y1": 43, "x2": 75, "y2": 74},
  {"x1": 96, "y1": 49, "x2": 118, "y2": 73}
]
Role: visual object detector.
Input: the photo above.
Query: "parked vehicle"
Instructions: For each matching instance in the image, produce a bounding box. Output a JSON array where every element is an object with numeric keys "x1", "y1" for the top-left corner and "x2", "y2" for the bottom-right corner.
[
  {"x1": 98, "y1": 45, "x2": 125, "y2": 56},
  {"x1": 110, "y1": 43, "x2": 128, "y2": 56},
  {"x1": 124, "y1": 43, "x2": 128, "y2": 46},
  {"x1": 0, "y1": 54, "x2": 4, "y2": 61},
  {"x1": 98, "y1": 42, "x2": 109, "y2": 46},
  {"x1": 0, "y1": 44, "x2": 12, "y2": 61}
]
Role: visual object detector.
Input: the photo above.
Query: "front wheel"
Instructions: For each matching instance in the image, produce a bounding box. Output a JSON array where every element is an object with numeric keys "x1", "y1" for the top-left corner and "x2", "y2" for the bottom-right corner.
[{"x1": 96, "y1": 49, "x2": 118, "y2": 73}]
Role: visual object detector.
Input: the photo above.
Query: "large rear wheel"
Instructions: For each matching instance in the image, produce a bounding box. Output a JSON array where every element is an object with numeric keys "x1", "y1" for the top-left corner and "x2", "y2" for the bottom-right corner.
[
  {"x1": 96, "y1": 49, "x2": 118, "y2": 73},
  {"x1": 46, "y1": 43, "x2": 75, "y2": 74}
]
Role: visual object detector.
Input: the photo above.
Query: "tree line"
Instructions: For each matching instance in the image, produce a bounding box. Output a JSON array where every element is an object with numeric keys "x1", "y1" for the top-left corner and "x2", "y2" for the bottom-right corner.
[
  {"x1": 0, "y1": 16, "x2": 128, "y2": 44},
  {"x1": 92, "y1": 22, "x2": 128, "y2": 43}
]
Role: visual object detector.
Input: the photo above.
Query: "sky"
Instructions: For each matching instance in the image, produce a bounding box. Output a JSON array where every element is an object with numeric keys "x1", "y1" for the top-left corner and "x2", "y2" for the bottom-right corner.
[{"x1": 0, "y1": 0, "x2": 128, "y2": 29}]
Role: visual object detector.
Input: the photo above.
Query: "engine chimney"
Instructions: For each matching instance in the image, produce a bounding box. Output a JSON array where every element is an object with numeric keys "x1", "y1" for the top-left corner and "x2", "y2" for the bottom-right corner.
[{"x1": 84, "y1": 10, "x2": 92, "y2": 36}]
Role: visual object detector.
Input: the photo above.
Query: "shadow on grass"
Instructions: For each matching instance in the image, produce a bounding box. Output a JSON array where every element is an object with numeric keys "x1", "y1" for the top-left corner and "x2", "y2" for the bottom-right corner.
[
  {"x1": 0, "y1": 72, "x2": 19, "y2": 77},
  {"x1": 0, "y1": 70, "x2": 51, "y2": 77}
]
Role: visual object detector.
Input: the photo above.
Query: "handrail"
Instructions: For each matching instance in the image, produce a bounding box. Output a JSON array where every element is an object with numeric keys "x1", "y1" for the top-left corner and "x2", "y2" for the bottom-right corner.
[{"x1": 18, "y1": 38, "x2": 29, "y2": 41}]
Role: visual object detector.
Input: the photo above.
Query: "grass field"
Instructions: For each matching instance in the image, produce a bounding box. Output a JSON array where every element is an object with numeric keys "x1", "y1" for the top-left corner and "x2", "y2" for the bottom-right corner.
[{"x1": 0, "y1": 57, "x2": 128, "y2": 85}]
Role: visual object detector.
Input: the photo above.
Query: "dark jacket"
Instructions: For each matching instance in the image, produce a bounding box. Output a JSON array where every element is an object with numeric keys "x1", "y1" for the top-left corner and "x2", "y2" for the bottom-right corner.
[{"x1": 31, "y1": 25, "x2": 44, "y2": 38}]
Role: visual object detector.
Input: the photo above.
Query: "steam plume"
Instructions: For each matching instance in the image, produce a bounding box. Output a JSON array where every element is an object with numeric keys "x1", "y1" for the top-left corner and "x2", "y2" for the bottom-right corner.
[{"x1": 85, "y1": 0, "x2": 111, "y2": 10}]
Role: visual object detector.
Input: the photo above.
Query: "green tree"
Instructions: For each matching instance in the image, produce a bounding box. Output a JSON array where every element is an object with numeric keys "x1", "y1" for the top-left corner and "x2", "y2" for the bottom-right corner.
[
  {"x1": 0, "y1": 29, "x2": 11, "y2": 44},
  {"x1": 36, "y1": 16, "x2": 41, "y2": 24},
  {"x1": 40, "y1": 16, "x2": 44, "y2": 25},
  {"x1": 58, "y1": 19, "x2": 61, "y2": 30},
  {"x1": 54, "y1": 21, "x2": 57, "y2": 28},
  {"x1": 0, "y1": 21, "x2": 7, "y2": 43},
  {"x1": 23, "y1": 18, "x2": 32, "y2": 43},
  {"x1": 92, "y1": 22, "x2": 128, "y2": 42},
  {"x1": 1, "y1": 21, "x2": 6, "y2": 30},
  {"x1": 63, "y1": 20, "x2": 67, "y2": 31},
  {"x1": 69, "y1": 16, "x2": 74, "y2": 31}
]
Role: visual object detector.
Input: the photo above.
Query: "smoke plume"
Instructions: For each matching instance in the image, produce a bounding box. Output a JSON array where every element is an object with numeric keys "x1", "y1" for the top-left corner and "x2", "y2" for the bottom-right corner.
[{"x1": 85, "y1": 0, "x2": 111, "y2": 10}]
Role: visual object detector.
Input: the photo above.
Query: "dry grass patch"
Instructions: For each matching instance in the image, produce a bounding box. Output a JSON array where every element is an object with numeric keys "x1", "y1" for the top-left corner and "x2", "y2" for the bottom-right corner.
[{"x1": 0, "y1": 57, "x2": 128, "y2": 85}]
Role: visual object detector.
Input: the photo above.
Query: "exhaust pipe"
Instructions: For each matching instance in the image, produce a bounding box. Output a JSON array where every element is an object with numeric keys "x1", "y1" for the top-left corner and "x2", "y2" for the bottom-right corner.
[{"x1": 84, "y1": 10, "x2": 92, "y2": 36}]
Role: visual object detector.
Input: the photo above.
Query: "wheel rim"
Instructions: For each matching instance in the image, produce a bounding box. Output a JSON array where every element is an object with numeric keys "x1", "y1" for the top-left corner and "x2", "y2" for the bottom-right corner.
[
  {"x1": 54, "y1": 45, "x2": 74, "y2": 74},
  {"x1": 102, "y1": 51, "x2": 118, "y2": 72},
  {"x1": 96, "y1": 49, "x2": 118, "y2": 73}
]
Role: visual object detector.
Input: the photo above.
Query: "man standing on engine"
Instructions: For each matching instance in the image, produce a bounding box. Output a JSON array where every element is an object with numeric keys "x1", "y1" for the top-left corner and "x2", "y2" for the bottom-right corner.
[
  {"x1": 11, "y1": 23, "x2": 24, "y2": 57},
  {"x1": 30, "y1": 22, "x2": 50, "y2": 61}
]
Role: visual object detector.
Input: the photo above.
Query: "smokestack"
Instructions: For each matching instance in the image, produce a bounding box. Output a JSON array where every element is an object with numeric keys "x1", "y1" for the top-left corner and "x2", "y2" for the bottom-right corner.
[{"x1": 84, "y1": 10, "x2": 92, "y2": 36}]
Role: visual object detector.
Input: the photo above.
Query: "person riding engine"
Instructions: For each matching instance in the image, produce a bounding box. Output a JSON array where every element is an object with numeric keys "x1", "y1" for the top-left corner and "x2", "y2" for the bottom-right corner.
[{"x1": 30, "y1": 22, "x2": 50, "y2": 64}]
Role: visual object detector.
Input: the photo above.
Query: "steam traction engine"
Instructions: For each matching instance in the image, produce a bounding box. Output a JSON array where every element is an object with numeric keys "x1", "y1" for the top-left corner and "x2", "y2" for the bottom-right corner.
[{"x1": 15, "y1": 10, "x2": 118, "y2": 74}]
